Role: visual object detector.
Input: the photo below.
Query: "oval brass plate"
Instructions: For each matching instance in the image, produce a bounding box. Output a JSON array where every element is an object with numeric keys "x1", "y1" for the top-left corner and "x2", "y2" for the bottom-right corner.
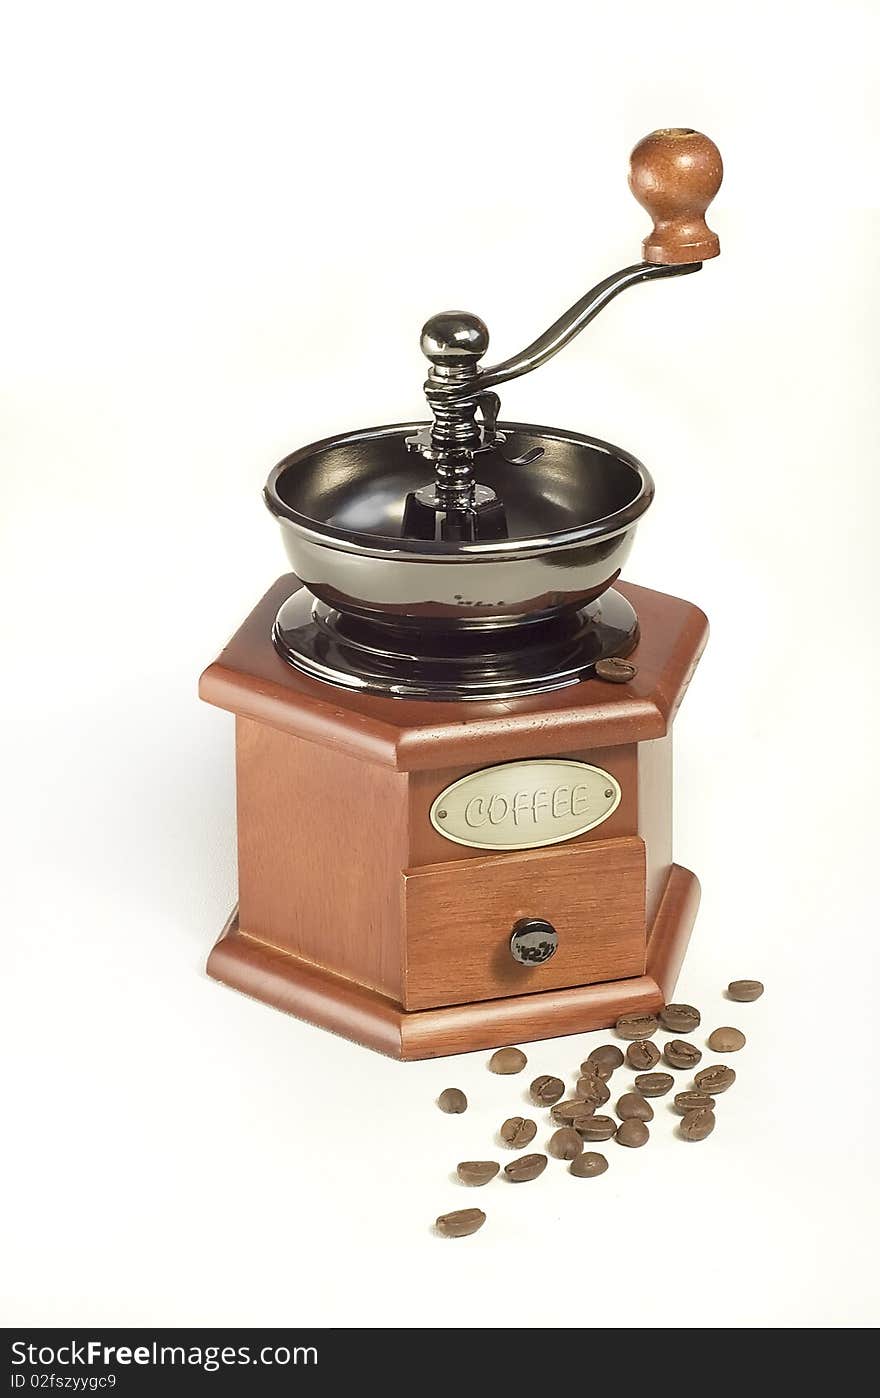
[{"x1": 430, "y1": 759, "x2": 621, "y2": 852}]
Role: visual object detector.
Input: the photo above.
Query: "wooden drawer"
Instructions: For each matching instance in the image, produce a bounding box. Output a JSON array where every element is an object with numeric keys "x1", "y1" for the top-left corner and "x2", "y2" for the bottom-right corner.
[{"x1": 401, "y1": 835, "x2": 646, "y2": 1010}]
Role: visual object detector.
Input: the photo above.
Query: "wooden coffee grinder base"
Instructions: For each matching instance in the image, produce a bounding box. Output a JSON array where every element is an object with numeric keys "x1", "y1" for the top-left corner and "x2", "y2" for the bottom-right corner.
[{"x1": 200, "y1": 576, "x2": 708, "y2": 1060}]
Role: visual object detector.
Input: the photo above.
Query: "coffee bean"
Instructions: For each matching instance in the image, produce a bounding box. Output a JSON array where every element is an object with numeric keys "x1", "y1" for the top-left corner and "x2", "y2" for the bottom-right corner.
[
  {"x1": 596, "y1": 656, "x2": 637, "y2": 683},
  {"x1": 552, "y1": 1099, "x2": 594, "y2": 1125},
  {"x1": 626, "y1": 1040, "x2": 661, "y2": 1070},
  {"x1": 673, "y1": 1091, "x2": 715, "y2": 1115},
  {"x1": 576, "y1": 1114, "x2": 616, "y2": 1141},
  {"x1": 728, "y1": 979, "x2": 764, "y2": 1002},
  {"x1": 680, "y1": 1108, "x2": 716, "y2": 1142},
  {"x1": 548, "y1": 1127, "x2": 583, "y2": 1160},
  {"x1": 659, "y1": 1003, "x2": 701, "y2": 1033},
  {"x1": 708, "y1": 1026, "x2": 746, "y2": 1053},
  {"x1": 456, "y1": 1161, "x2": 500, "y2": 1186},
  {"x1": 504, "y1": 1153, "x2": 547, "y2": 1182},
  {"x1": 635, "y1": 1071, "x2": 675, "y2": 1097},
  {"x1": 695, "y1": 1064, "x2": 736, "y2": 1094},
  {"x1": 436, "y1": 1208, "x2": 486, "y2": 1238},
  {"x1": 489, "y1": 1047, "x2": 527, "y2": 1074},
  {"x1": 530, "y1": 1074, "x2": 565, "y2": 1106},
  {"x1": 438, "y1": 1088, "x2": 467, "y2": 1114},
  {"x1": 663, "y1": 1039, "x2": 703, "y2": 1069},
  {"x1": 616, "y1": 1119, "x2": 649, "y2": 1148},
  {"x1": 570, "y1": 1151, "x2": 608, "y2": 1177},
  {"x1": 577, "y1": 1062, "x2": 608, "y2": 1086},
  {"x1": 616, "y1": 1013, "x2": 659, "y2": 1040},
  {"x1": 584, "y1": 1044, "x2": 624, "y2": 1077},
  {"x1": 500, "y1": 1116, "x2": 537, "y2": 1149},
  {"x1": 576, "y1": 1077, "x2": 611, "y2": 1109},
  {"x1": 617, "y1": 1091, "x2": 654, "y2": 1122}
]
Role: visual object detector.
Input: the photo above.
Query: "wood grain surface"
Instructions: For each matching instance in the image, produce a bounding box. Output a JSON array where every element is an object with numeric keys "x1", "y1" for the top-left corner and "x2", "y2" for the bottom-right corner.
[
  {"x1": 401, "y1": 836, "x2": 646, "y2": 1010},
  {"x1": 235, "y1": 715, "x2": 408, "y2": 1000},
  {"x1": 629, "y1": 128, "x2": 722, "y2": 264},
  {"x1": 206, "y1": 863, "x2": 699, "y2": 1060}
]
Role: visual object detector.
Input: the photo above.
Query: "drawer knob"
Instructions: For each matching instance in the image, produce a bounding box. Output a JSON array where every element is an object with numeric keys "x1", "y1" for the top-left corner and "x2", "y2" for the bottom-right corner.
[{"x1": 510, "y1": 918, "x2": 558, "y2": 966}]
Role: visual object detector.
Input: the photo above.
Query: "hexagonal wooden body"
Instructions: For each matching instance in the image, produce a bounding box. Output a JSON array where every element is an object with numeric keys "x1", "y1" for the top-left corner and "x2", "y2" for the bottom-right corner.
[{"x1": 200, "y1": 576, "x2": 708, "y2": 1059}]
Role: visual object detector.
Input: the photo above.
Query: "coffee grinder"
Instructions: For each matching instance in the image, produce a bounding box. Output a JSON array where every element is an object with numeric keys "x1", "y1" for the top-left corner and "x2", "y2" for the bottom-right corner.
[{"x1": 200, "y1": 128, "x2": 723, "y2": 1059}]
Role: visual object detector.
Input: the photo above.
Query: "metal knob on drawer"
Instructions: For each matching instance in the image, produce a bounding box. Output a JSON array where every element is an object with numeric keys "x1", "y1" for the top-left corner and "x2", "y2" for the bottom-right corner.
[{"x1": 509, "y1": 918, "x2": 558, "y2": 966}]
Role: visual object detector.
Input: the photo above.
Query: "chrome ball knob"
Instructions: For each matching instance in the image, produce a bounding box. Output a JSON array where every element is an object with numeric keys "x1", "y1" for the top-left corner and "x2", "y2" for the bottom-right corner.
[{"x1": 420, "y1": 311, "x2": 489, "y2": 368}]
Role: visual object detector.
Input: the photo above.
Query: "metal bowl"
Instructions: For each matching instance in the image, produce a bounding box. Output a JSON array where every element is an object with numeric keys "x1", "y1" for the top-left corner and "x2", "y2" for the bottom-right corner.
[{"x1": 264, "y1": 421, "x2": 653, "y2": 627}]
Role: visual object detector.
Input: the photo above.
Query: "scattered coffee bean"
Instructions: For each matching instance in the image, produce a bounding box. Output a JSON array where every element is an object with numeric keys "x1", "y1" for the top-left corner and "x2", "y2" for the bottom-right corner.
[
  {"x1": 616, "y1": 1013, "x2": 659, "y2": 1040},
  {"x1": 664, "y1": 1039, "x2": 703, "y2": 1070},
  {"x1": 577, "y1": 1062, "x2": 607, "y2": 1087},
  {"x1": 552, "y1": 1099, "x2": 594, "y2": 1125},
  {"x1": 548, "y1": 1128, "x2": 583, "y2": 1160},
  {"x1": 617, "y1": 1092, "x2": 654, "y2": 1122},
  {"x1": 635, "y1": 1071, "x2": 674, "y2": 1097},
  {"x1": 728, "y1": 979, "x2": 764, "y2": 1002},
  {"x1": 504, "y1": 1153, "x2": 547, "y2": 1183},
  {"x1": 530, "y1": 1074, "x2": 565, "y2": 1106},
  {"x1": 659, "y1": 1003, "x2": 701, "y2": 1033},
  {"x1": 584, "y1": 1044, "x2": 624, "y2": 1077},
  {"x1": 616, "y1": 1119, "x2": 649, "y2": 1148},
  {"x1": 489, "y1": 1047, "x2": 527, "y2": 1074},
  {"x1": 570, "y1": 1151, "x2": 608, "y2": 1178},
  {"x1": 708, "y1": 1026, "x2": 746, "y2": 1053},
  {"x1": 626, "y1": 1040, "x2": 661, "y2": 1070},
  {"x1": 436, "y1": 1208, "x2": 486, "y2": 1238},
  {"x1": 673, "y1": 1090, "x2": 715, "y2": 1115},
  {"x1": 595, "y1": 656, "x2": 637, "y2": 683},
  {"x1": 695, "y1": 1064, "x2": 736, "y2": 1094},
  {"x1": 456, "y1": 1161, "x2": 500, "y2": 1187},
  {"x1": 576, "y1": 1077, "x2": 611, "y2": 1109},
  {"x1": 438, "y1": 1088, "x2": 467, "y2": 1114},
  {"x1": 576, "y1": 1115, "x2": 616, "y2": 1142},
  {"x1": 500, "y1": 1117, "x2": 537, "y2": 1149},
  {"x1": 680, "y1": 1108, "x2": 716, "y2": 1142}
]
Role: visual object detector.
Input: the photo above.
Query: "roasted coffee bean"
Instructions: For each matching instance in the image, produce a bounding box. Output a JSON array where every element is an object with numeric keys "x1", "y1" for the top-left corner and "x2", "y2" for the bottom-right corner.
[
  {"x1": 626, "y1": 1040, "x2": 661, "y2": 1071},
  {"x1": 530, "y1": 1074, "x2": 565, "y2": 1106},
  {"x1": 576, "y1": 1114, "x2": 616, "y2": 1142},
  {"x1": 695, "y1": 1064, "x2": 736, "y2": 1094},
  {"x1": 548, "y1": 1127, "x2": 583, "y2": 1160},
  {"x1": 616, "y1": 1013, "x2": 659, "y2": 1040},
  {"x1": 436, "y1": 1208, "x2": 486, "y2": 1238},
  {"x1": 664, "y1": 1039, "x2": 703, "y2": 1070},
  {"x1": 576, "y1": 1077, "x2": 611, "y2": 1109},
  {"x1": 680, "y1": 1108, "x2": 716, "y2": 1142},
  {"x1": 635, "y1": 1071, "x2": 675, "y2": 1097},
  {"x1": 438, "y1": 1088, "x2": 467, "y2": 1114},
  {"x1": 659, "y1": 1003, "x2": 701, "y2": 1033},
  {"x1": 616, "y1": 1119, "x2": 649, "y2": 1148},
  {"x1": 673, "y1": 1091, "x2": 715, "y2": 1115},
  {"x1": 595, "y1": 656, "x2": 637, "y2": 683},
  {"x1": 489, "y1": 1047, "x2": 527, "y2": 1075},
  {"x1": 500, "y1": 1116, "x2": 537, "y2": 1149},
  {"x1": 617, "y1": 1091, "x2": 654, "y2": 1122},
  {"x1": 584, "y1": 1044, "x2": 624, "y2": 1077},
  {"x1": 728, "y1": 979, "x2": 764, "y2": 1002},
  {"x1": 570, "y1": 1151, "x2": 608, "y2": 1178},
  {"x1": 552, "y1": 1099, "x2": 594, "y2": 1125},
  {"x1": 708, "y1": 1026, "x2": 746, "y2": 1053},
  {"x1": 577, "y1": 1061, "x2": 607, "y2": 1085},
  {"x1": 504, "y1": 1153, "x2": 547, "y2": 1183},
  {"x1": 456, "y1": 1161, "x2": 500, "y2": 1187}
]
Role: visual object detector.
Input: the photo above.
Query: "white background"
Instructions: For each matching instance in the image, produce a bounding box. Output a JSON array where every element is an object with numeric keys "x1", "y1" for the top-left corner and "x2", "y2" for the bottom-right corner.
[{"x1": 2, "y1": 0, "x2": 878, "y2": 1329}]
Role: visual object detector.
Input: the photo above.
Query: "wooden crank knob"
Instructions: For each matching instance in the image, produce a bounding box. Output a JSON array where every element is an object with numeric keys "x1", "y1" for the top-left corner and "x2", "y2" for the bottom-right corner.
[{"x1": 628, "y1": 128, "x2": 723, "y2": 265}]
